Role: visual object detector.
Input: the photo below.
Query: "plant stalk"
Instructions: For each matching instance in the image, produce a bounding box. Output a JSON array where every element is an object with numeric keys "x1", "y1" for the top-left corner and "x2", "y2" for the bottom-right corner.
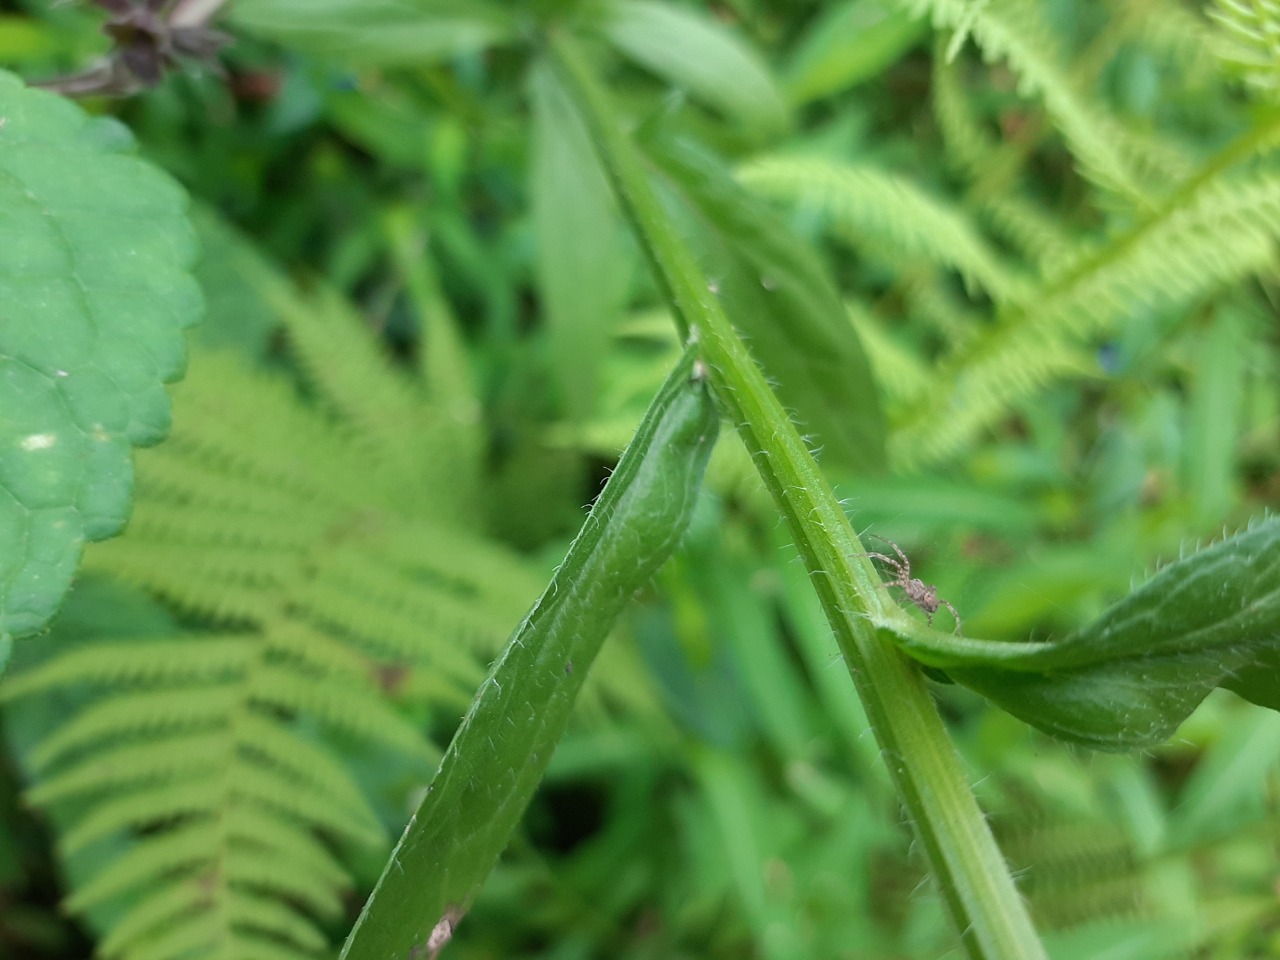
[{"x1": 549, "y1": 32, "x2": 1047, "y2": 960}]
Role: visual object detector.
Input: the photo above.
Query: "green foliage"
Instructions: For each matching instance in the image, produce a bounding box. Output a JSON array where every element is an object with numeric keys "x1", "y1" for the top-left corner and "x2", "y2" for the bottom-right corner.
[
  {"x1": 1, "y1": 275, "x2": 561, "y2": 960},
  {"x1": 597, "y1": 0, "x2": 789, "y2": 134},
  {"x1": 530, "y1": 61, "x2": 630, "y2": 420},
  {"x1": 227, "y1": 0, "x2": 516, "y2": 66},
  {"x1": 1209, "y1": 0, "x2": 1280, "y2": 98},
  {"x1": 343, "y1": 348, "x2": 718, "y2": 959},
  {"x1": 0, "y1": 69, "x2": 200, "y2": 642},
  {"x1": 883, "y1": 518, "x2": 1280, "y2": 749},
  {"x1": 900, "y1": 0, "x2": 1147, "y2": 198},
  {"x1": 738, "y1": 156, "x2": 1026, "y2": 301},
  {"x1": 781, "y1": 0, "x2": 926, "y2": 105},
  {"x1": 5, "y1": 0, "x2": 1280, "y2": 957}
]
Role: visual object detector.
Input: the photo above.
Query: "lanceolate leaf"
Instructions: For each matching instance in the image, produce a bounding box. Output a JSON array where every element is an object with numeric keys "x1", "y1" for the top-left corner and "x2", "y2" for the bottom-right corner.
[
  {"x1": 782, "y1": 0, "x2": 927, "y2": 105},
  {"x1": 340, "y1": 349, "x2": 719, "y2": 960},
  {"x1": 888, "y1": 518, "x2": 1280, "y2": 751},
  {"x1": 0, "y1": 71, "x2": 201, "y2": 641},
  {"x1": 599, "y1": 0, "x2": 789, "y2": 134},
  {"x1": 530, "y1": 59, "x2": 630, "y2": 420},
  {"x1": 642, "y1": 132, "x2": 886, "y2": 474},
  {"x1": 229, "y1": 0, "x2": 515, "y2": 65}
]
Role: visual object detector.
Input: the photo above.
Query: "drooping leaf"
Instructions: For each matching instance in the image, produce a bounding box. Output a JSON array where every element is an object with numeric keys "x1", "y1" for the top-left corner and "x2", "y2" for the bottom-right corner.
[
  {"x1": 783, "y1": 0, "x2": 927, "y2": 105},
  {"x1": 641, "y1": 132, "x2": 886, "y2": 474},
  {"x1": 229, "y1": 0, "x2": 516, "y2": 65},
  {"x1": 530, "y1": 59, "x2": 631, "y2": 419},
  {"x1": 890, "y1": 518, "x2": 1280, "y2": 751},
  {"x1": 0, "y1": 70, "x2": 201, "y2": 641},
  {"x1": 598, "y1": 0, "x2": 788, "y2": 134}
]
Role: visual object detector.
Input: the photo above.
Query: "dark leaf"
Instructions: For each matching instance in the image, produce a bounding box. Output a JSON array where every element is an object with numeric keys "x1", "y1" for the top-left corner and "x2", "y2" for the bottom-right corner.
[
  {"x1": 907, "y1": 519, "x2": 1280, "y2": 750},
  {"x1": 641, "y1": 132, "x2": 886, "y2": 474}
]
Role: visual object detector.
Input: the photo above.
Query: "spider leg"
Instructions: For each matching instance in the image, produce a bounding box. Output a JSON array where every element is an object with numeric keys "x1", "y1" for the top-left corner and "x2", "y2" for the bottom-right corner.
[
  {"x1": 939, "y1": 598, "x2": 963, "y2": 635},
  {"x1": 869, "y1": 535, "x2": 912, "y2": 574},
  {"x1": 855, "y1": 551, "x2": 896, "y2": 565}
]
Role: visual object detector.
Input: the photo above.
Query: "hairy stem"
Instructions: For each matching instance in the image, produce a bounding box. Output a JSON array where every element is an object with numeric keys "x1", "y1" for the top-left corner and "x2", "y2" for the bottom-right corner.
[{"x1": 549, "y1": 31, "x2": 1047, "y2": 960}]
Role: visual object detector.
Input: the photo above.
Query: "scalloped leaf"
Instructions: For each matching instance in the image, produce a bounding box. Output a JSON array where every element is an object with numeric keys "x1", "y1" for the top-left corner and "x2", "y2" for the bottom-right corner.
[{"x1": 0, "y1": 70, "x2": 200, "y2": 641}]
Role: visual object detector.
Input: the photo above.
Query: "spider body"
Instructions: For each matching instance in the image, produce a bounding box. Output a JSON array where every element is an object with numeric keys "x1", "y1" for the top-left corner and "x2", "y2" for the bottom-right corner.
[{"x1": 858, "y1": 536, "x2": 962, "y2": 633}]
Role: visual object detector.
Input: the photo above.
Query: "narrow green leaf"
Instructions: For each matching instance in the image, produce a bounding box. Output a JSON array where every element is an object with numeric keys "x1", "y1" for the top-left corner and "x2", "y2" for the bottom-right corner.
[
  {"x1": 1184, "y1": 307, "x2": 1244, "y2": 524},
  {"x1": 0, "y1": 71, "x2": 201, "y2": 641},
  {"x1": 783, "y1": 0, "x2": 927, "y2": 105},
  {"x1": 889, "y1": 519, "x2": 1280, "y2": 751},
  {"x1": 1167, "y1": 708, "x2": 1280, "y2": 843},
  {"x1": 642, "y1": 133, "x2": 886, "y2": 473},
  {"x1": 530, "y1": 59, "x2": 631, "y2": 419},
  {"x1": 599, "y1": 0, "x2": 789, "y2": 134},
  {"x1": 340, "y1": 348, "x2": 718, "y2": 960},
  {"x1": 229, "y1": 0, "x2": 515, "y2": 65}
]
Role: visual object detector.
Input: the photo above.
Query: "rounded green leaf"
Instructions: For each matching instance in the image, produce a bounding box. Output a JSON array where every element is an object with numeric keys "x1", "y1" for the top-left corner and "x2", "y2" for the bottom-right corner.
[{"x1": 0, "y1": 70, "x2": 201, "y2": 639}]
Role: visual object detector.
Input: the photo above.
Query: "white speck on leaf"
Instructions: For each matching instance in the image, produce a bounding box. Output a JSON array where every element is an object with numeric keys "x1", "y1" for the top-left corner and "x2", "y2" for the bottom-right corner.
[{"x1": 21, "y1": 433, "x2": 57, "y2": 451}]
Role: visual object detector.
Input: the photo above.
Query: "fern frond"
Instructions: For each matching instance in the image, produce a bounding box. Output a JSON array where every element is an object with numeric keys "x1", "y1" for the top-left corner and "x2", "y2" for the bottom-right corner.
[
  {"x1": 981, "y1": 193, "x2": 1082, "y2": 270},
  {"x1": 903, "y1": 276, "x2": 985, "y2": 348},
  {"x1": 64, "y1": 820, "x2": 220, "y2": 912},
  {"x1": 63, "y1": 779, "x2": 224, "y2": 854},
  {"x1": 31, "y1": 686, "x2": 239, "y2": 770},
  {"x1": 99, "y1": 883, "x2": 207, "y2": 958},
  {"x1": 268, "y1": 278, "x2": 484, "y2": 525},
  {"x1": 901, "y1": 0, "x2": 1150, "y2": 199},
  {"x1": 26, "y1": 731, "x2": 228, "y2": 805},
  {"x1": 2, "y1": 626, "x2": 408, "y2": 960},
  {"x1": 246, "y1": 664, "x2": 429, "y2": 756},
  {"x1": 1124, "y1": 0, "x2": 1221, "y2": 89},
  {"x1": 1210, "y1": 0, "x2": 1280, "y2": 100},
  {"x1": 892, "y1": 162, "x2": 1280, "y2": 467},
  {"x1": 932, "y1": 52, "x2": 998, "y2": 180},
  {"x1": 846, "y1": 303, "x2": 933, "y2": 409},
  {"x1": 0, "y1": 637, "x2": 253, "y2": 696},
  {"x1": 739, "y1": 156, "x2": 1027, "y2": 301}
]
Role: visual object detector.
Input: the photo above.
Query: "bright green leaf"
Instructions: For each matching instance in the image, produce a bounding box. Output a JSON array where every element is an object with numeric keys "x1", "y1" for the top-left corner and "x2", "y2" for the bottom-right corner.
[
  {"x1": 1184, "y1": 307, "x2": 1244, "y2": 524},
  {"x1": 599, "y1": 0, "x2": 789, "y2": 134},
  {"x1": 783, "y1": 0, "x2": 927, "y2": 105},
  {"x1": 229, "y1": 0, "x2": 515, "y2": 65},
  {"x1": 0, "y1": 71, "x2": 200, "y2": 641},
  {"x1": 530, "y1": 59, "x2": 630, "y2": 419}
]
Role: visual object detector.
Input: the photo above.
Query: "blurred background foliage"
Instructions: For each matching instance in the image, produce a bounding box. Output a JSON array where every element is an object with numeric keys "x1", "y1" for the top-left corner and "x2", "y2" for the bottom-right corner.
[{"x1": 1, "y1": 0, "x2": 1279, "y2": 958}]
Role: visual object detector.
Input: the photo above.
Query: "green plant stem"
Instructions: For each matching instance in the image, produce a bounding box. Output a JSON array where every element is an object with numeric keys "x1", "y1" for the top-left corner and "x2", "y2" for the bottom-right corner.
[{"x1": 548, "y1": 31, "x2": 1047, "y2": 960}]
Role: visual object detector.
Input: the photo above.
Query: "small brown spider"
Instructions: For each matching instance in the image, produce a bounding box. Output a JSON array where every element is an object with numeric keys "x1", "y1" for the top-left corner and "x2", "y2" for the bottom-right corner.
[{"x1": 857, "y1": 536, "x2": 962, "y2": 633}]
